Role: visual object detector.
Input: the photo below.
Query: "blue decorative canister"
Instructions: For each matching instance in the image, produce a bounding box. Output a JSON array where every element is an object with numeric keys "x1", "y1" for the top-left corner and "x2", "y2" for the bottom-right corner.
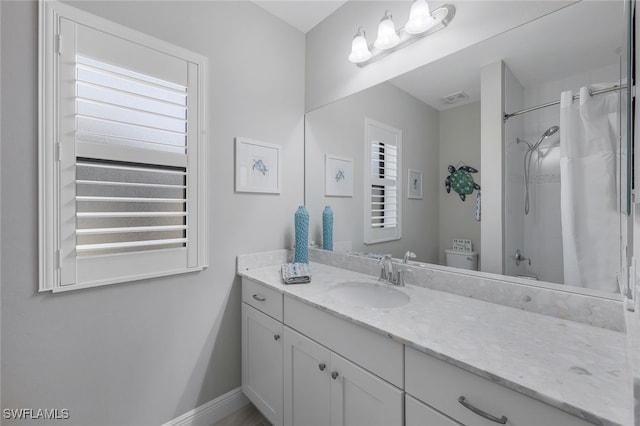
[
  {"x1": 294, "y1": 206, "x2": 309, "y2": 263},
  {"x1": 322, "y1": 206, "x2": 333, "y2": 251}
]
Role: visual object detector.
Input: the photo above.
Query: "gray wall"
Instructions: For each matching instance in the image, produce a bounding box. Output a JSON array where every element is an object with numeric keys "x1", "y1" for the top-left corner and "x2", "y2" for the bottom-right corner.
[
  {"x1": 305, "y1": 82, "x2": 440, "y2": 263},
  {"x1": 438, "y1": 102, "x2": 481, "y2": 265},
  {"x1": 1, "y1": 1, "x2": 304, "y2": 425}
]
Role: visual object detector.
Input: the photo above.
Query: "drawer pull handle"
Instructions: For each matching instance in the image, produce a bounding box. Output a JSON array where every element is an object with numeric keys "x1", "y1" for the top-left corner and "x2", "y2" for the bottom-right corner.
[
  {"x1": 331, "y1": 371, "x2": 339, "y2": 380},
  {"x1": 252, "y1": 294, "x2": 266, "y2": 302},
  {"x1": 458, "y1": 396, "x2": 507, "y2": 424},
  {"x1": 274, "y1": 334, "x2": 280, "y2": 341},
  {"x1": 319, "y1": 363, "x2": 326, "y2": 371}
]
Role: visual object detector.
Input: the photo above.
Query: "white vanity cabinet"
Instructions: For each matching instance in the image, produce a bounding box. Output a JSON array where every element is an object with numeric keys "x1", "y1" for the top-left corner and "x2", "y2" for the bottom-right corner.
[
  {"x1": 283, "y1": 295, "x2": 404, "y2": 426},
  {"x1": 241, "y1": 276, "x2": 601, "y2": 426},
  {"x1": 283, "y1": 326, "x2": 403, "y2": 426},
  {"x1": 241, "y1": 279, "x2": 284, "y2": 426},
  {"x1": 405, "y1": 346, "x2": 593, "y2": 426},
  {"x1": 241, "y1": 278, "x2": 403, "y2": 426}
]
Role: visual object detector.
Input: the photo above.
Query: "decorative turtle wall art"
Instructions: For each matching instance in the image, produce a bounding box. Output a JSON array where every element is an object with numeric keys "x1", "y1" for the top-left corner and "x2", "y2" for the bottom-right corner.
[{"x1": 445, "y1": 164, "x2": 480, "y2": 201}]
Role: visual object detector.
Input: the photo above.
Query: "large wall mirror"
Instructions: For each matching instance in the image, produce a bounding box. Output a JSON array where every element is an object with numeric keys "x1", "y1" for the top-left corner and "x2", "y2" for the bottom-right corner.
[{"x1": 305, "y1": 0, "x2": 630, "y2": 296}]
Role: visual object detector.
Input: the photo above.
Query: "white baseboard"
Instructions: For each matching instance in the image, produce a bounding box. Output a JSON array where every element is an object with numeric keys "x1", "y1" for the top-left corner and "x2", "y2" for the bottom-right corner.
[{"x1": 163, "y1": 387, "x2": 250, "y2": 426}]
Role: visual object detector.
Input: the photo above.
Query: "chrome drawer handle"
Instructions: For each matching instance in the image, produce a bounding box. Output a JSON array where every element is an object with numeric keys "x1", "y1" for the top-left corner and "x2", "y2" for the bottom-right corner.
[
  {"x1": 252, "y1": 294, "x2": 266, "y2": 302},
  {"x1": 458, "y1": 396, "x2": 507, "y2": 424}
]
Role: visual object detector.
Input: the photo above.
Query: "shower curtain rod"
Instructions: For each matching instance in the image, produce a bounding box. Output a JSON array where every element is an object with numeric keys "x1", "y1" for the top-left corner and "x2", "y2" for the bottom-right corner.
[{"x1": 503, "y1": 84, "x2": 628, "y2": 121}]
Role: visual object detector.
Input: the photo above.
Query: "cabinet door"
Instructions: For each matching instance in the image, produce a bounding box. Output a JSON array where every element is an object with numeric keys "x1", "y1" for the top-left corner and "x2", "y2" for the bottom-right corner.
[
  {"x1": 283, "y1": 327, "x2": 331, "y2": 426},
  {"x1": 242, "y1": 303, "x2": 283, "y2": 426},
  {"x1": 330, "y1": 353, "x2": 403, "y2": 426}
]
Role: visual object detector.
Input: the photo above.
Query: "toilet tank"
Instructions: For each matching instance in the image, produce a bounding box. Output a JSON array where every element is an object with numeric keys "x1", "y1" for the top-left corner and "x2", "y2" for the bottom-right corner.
[{"x1": 445, "y1": 249, "x2": 478, "y2": 270}]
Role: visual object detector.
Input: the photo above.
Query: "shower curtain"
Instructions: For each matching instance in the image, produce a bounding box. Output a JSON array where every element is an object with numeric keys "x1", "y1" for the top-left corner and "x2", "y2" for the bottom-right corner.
[{"x1": 559, "y1": 86, "x2": 619, "y2": 292}]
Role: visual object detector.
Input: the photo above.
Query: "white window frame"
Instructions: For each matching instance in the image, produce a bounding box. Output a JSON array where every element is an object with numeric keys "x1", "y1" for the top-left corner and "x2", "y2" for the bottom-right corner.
[
  {"x1": 364, "y1": 118, "x2": 402, "y2": 244},
  {"x1": 39, "y1": 0, "x2": 208, "y2": 292}
]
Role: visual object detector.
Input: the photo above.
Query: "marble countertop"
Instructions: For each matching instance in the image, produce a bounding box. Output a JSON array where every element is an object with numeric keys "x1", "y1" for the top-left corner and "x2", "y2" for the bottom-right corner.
[{"x1": 240, "y1": 262, "x2": 631, "y2": 426}]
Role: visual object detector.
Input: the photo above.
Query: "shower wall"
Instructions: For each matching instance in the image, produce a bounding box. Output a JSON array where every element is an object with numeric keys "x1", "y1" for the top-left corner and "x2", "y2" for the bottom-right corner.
[{"x1": 504, "y1": 63, "x2": 620, "y2": 284}]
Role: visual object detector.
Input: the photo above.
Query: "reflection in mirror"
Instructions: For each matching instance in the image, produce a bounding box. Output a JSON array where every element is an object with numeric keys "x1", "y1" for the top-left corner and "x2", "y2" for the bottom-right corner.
[{"x1": 305, "y1": 1, "x2": 628, "y2": 294}]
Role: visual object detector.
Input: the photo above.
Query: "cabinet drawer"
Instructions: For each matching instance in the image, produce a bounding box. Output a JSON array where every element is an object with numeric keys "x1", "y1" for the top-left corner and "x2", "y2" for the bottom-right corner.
[
  {"x1": 405, "y1": 395, "x2": 461, "y2": 426},
  {"x1": 242, "y1": 278, "x2": 283, "y2": 322},
  {"x1": 285, "y1": 295, "x2": 403, "y2": 388},
  {"x1": 405, "y1": 347, "x2": 592, "y2": 426}
]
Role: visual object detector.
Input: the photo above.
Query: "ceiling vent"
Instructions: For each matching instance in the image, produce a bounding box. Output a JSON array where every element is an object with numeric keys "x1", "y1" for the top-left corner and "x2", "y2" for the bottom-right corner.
[{"x1": 442, "y1": 91, "x2": 469, "y2": 104}]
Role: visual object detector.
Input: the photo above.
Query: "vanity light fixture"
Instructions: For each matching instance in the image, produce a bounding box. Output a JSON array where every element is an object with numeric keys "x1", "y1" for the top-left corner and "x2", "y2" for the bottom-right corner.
[
  {"x1": 374, "y1": 10, "x2": 400, "y2": 50},
  {"x1": 405, "y1": 0, "x2": 436, "y2": 34},
  {"x1": 348, "y1": 27, "x2": 372, "y2": 63},
  {"x1": 348, "y1": 2, "x2": 456, "y2": 67}
]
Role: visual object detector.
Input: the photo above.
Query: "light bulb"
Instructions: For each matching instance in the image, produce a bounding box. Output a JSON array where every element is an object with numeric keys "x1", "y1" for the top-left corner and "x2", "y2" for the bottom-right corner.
[
  {"x1": 374, "y1": 10, "x2": 399, "y2": 50},
  {"x1": 348, "y1": 28, "x2": 372, "y2": 63},
  {"x1": 405, "y1": 0, "x2": 436, "y2": 34}
]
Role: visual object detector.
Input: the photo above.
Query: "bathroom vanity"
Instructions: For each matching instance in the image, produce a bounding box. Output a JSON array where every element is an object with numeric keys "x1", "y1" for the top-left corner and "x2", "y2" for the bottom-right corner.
[{"x1": 238, "y1": 251, "x2": 630, "y2": 426}]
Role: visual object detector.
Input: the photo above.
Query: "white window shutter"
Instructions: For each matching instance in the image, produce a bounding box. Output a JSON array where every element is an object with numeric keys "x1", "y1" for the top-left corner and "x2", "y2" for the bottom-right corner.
[
  {"x1": 40, "y1": 1, "x2": 208, "y2": 291},
  {"x1": 364, "y1": 118, "x2": 402, "y2": 244}
]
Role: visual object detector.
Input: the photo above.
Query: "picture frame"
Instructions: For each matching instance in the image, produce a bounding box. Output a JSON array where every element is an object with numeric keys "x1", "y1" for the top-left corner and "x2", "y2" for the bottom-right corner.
[
  {"x1": 235, "y1": 137, "x2": 282, "y2": 194},
  {"x1": 408, "y1": 169, "x2": 423, "y2": 199},
  {"x1": 325, "y1": 154, "x2": 353, "y2": 197}
]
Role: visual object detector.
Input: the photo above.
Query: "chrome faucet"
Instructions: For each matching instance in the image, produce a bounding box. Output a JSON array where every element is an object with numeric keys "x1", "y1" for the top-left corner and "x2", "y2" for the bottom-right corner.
[
  {"x1": 403, "y1": 251, "x2": 416, "y2": 264},
  {"x1": 379, "y1": 254, "x2": 394, "y2": 282},
  {"x1": 378, "y1": 255, "x2": 405, "y2": 286}
]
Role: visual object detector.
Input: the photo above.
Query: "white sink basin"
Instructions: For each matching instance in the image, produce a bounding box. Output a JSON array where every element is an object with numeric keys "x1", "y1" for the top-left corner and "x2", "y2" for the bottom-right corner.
[{"x1": 328, "y1": 281, "x2": 410, "y2": 309}]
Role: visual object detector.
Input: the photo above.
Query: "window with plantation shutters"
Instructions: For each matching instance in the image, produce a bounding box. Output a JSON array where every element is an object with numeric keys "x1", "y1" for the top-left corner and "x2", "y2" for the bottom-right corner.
[
  {"x1": 40, "y1": 1, "x2": 208, "y2": 292},
  {"x1": 74, "y1": 56, "x2": 188, "y2": 256},
  {"x1": 364, "y1": 118, "x2": 402, "y2": 244}
]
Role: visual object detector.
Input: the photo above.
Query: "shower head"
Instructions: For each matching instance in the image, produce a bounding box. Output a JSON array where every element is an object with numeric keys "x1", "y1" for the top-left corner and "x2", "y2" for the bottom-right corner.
[
  {"x1": 531, "y1": 125, "x2": 560, "y2": 151},
  {"x1": 545, "y1": 125, "x2": 560, "y2": 137}
]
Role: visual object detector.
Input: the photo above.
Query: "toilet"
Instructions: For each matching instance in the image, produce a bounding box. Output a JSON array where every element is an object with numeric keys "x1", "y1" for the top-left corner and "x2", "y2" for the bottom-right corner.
[{"x1": 445, "y1": 249, "x2": 478, "y2": 270}]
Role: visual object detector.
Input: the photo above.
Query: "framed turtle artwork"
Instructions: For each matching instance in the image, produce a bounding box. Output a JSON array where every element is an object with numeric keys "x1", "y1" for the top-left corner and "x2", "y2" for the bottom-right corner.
[
  {"x1": 445, "y1": 162, "x2": 480, "y2": 201},
  {"x1": 235, "y1": 137, "x2": 282, "y2": 194}
]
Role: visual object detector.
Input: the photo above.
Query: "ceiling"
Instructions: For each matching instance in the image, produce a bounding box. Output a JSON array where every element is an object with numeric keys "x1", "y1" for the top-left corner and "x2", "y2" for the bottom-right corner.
[{"x1": 252, "y1": 0, "x2": 347, "y2": 33}]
